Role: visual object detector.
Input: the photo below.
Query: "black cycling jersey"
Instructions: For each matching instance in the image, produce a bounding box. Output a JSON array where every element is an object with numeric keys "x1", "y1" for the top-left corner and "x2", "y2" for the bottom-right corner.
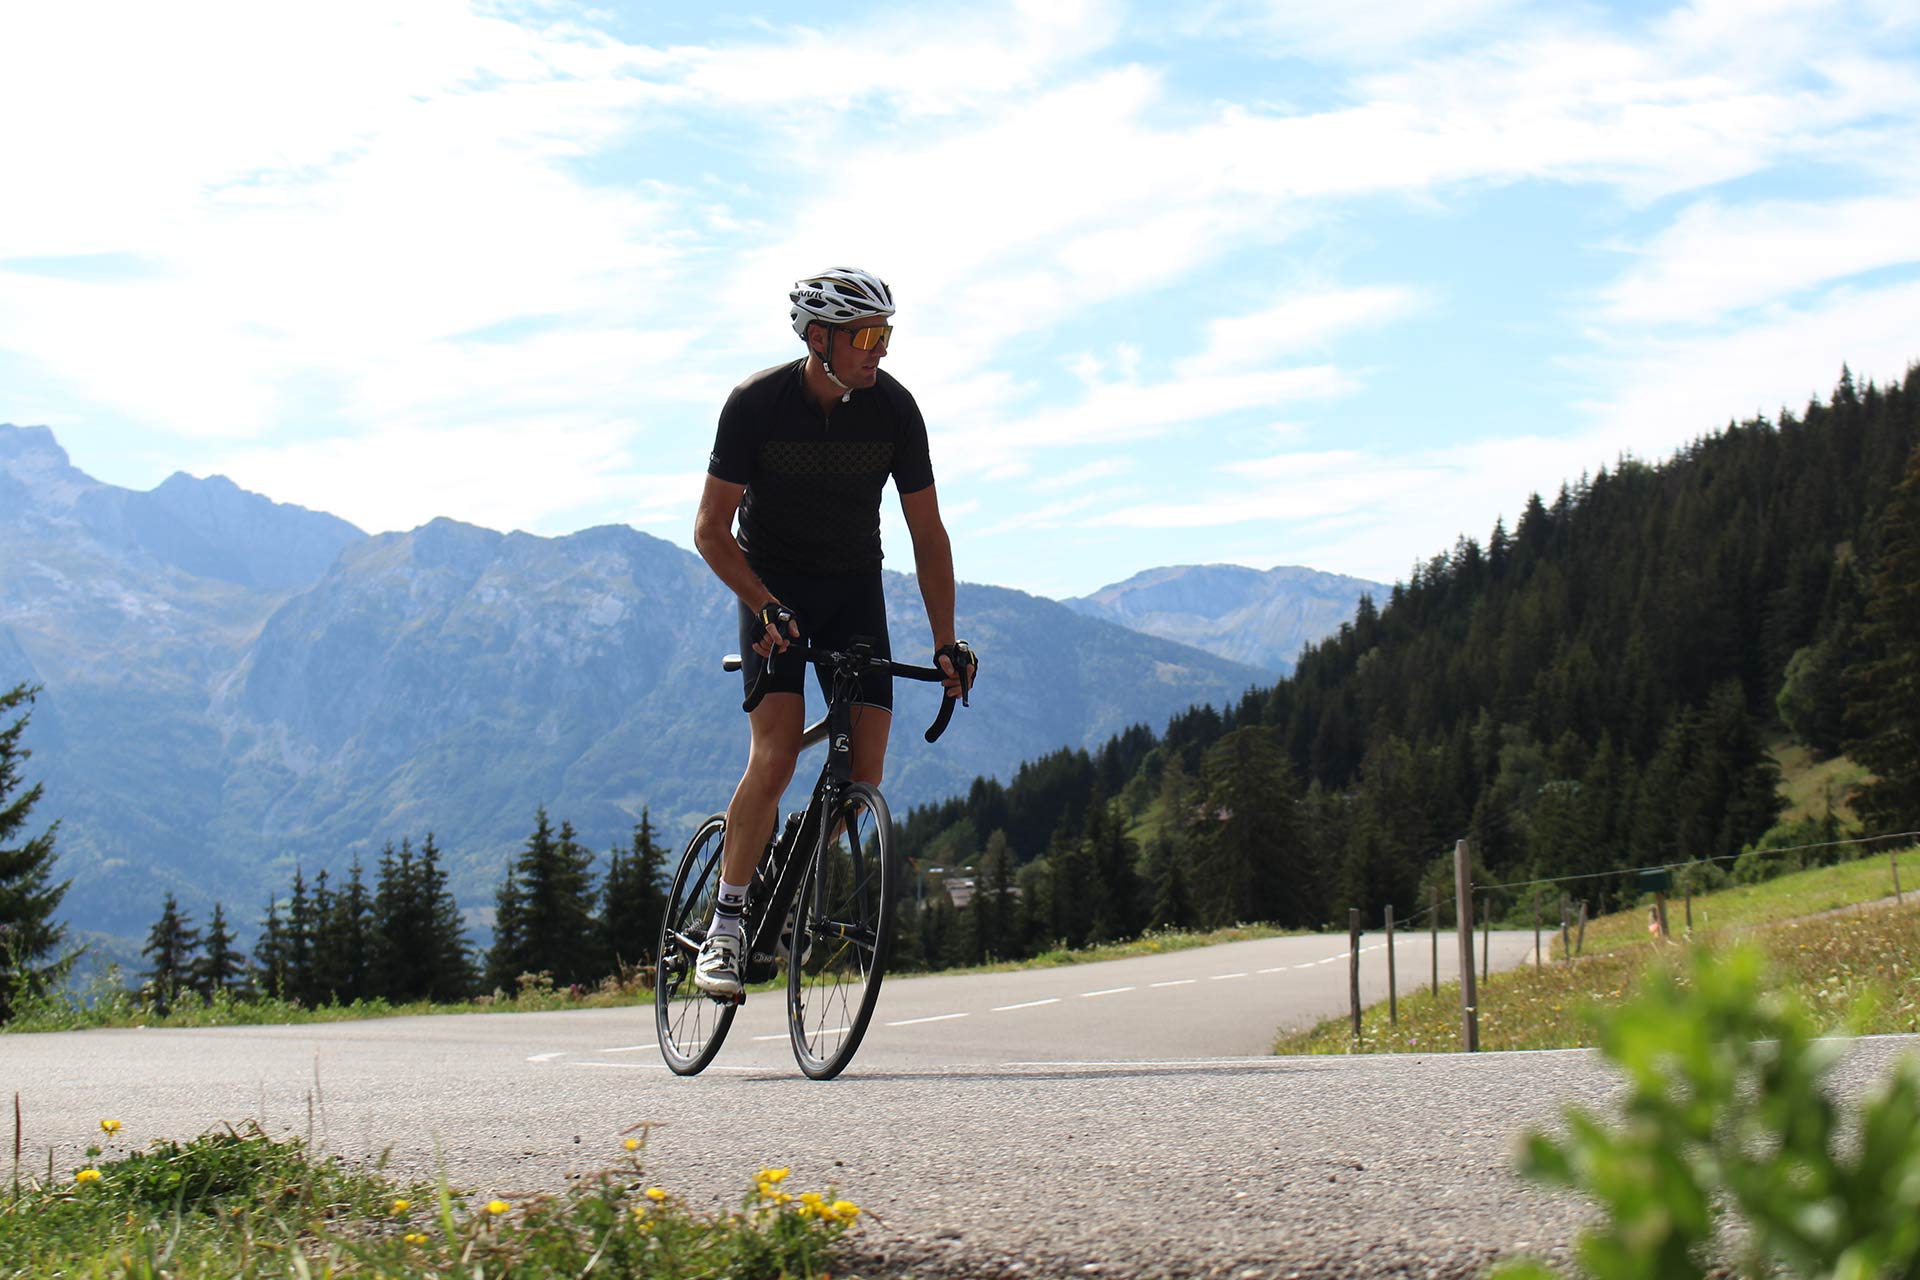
[{"x1": 707, "y1": 359, "x2": 935, "y2": 577}]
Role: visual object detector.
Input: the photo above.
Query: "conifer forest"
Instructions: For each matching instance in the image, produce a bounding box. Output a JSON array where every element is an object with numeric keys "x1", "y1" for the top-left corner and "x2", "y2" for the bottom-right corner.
[{"x1": 8, "y1": 364, "x2": 1918, "y2": 1013}]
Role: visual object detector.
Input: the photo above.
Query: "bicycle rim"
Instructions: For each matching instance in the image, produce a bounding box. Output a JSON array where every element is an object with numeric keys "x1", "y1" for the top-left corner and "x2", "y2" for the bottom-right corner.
[
  {"x1": 787, "y1": 782, "x2": 895, "y2": 1079},
  {"x1": 656, "y1": 815, "x2": 736, "y2": 1075}
]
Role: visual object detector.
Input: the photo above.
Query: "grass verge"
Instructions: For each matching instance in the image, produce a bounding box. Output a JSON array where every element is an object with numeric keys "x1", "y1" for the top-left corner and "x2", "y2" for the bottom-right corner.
[
  {"x1": 3, "y1": 1119, "x2": 858, "y2": 1279},
  {"x1": 1276, "y1": 844, "x2": 1920, "y2": 1055}
]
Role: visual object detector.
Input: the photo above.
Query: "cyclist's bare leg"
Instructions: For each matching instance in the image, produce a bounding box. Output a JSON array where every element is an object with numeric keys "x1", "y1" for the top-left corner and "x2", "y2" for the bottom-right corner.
[
  {"x1": 723, "y1": 693, "x2": 804, "y2": 886},
  {"x1": 847, "y1": 704, "x2": 892, "y2": 786}
]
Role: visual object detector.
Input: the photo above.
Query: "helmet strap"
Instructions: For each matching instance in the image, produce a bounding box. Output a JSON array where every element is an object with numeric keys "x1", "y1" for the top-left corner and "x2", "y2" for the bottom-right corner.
[{"x1": 811, "y1": 326, "x2": 854, "y2": 403}]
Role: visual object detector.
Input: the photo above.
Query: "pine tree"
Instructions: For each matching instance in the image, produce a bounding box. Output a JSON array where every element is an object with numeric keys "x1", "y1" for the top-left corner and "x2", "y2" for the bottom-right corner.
[
  {"x1": 487, "y1": 808, "x2": 599, "y2": 991},
  {"x1": 487, "y1": 866, "x2": 527, "y2": 994},
  {"x1": 1044, "y1": 822, "x2": 1096, "y2": 950},
  {"x1": 1846, "y1": 445, "x2": 1920, "y2": 832},
  {"x1": 314, "y1": 860, "x2": 374, "y2": 1005},
  {"x1": 370, "y1": 840, "x2": 409, "y2": 1000},
  {"x1": 306, "y1": 868, "x2": 344, "y2": 1005},
  {"x1": 1144, "y1": 832, "x2": 1194, "y2": 931},
  {"x1": 417, "y1": 834, "x2": 475, "y2": 1001},
  {"x1": 192, "y1": 902, "x2": 247, "y2": 998},
  {"x1": 969, "y1": 829, "x2": 1017, "y2": 962},
  {"x1": 1083, "y1": 786, "x2": 1142, "y2": 943},
  {"x1": 283, "y1": 868, "x2": 316, "y2": 1006},
  {"x1": 141, "y1": 893, "x2": 200, "y2": 1014},
  {"x1": 0, "y1": 684, "x2": 73, "y2": 1023},
  {"x1": 601, "y1": 810, "x2": 670, "y2": 976},
  {"x1": 253, "y1": 899, "x2": 290, "y2": 999},
  {"x1": 1190, "y1": 726, "x2": 1299, "y2": 926}
]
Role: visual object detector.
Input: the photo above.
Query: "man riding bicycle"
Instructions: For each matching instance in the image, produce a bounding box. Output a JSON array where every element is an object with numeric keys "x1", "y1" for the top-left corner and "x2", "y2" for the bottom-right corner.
[{"x1": 691, "y1": 266, "x2": 978, "y2": 997}]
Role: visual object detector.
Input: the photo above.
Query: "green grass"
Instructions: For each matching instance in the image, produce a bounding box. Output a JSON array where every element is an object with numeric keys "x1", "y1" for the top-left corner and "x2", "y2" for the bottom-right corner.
[
  {"x1": 1276, "y1": 844, "x2": 1920, "y2": 1055},
  {"x1": 1, "y1": 967, "x2": 656, "y2": 1035},
  {"x1": 1769, "y1": 739, "x2": 1873, "y2": 827},
  {"x1": 3, "y1": 1121, "x2": 860, "y2": 1279}
]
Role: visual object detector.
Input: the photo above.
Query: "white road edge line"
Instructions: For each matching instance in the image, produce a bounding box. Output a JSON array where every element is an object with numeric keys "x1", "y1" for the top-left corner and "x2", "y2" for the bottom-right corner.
[
  {"x1": 887, "y1": 1012, "x2": 970, "y2": 1027},
  {"x1": 1210, "y1": 973, "x2": 1249, "y2": 981},
  {"x1": 599, "y1": 1044, "x2": 656, "y2": 1053},
  {"x1": 759, "y1": 1027, "x2": 849, "y2": 1041},
  {"x1": 992, "y1": 997, "x2": 1061, "y2": 1011},
  {"x1": 1149, "y1": 979, "x2": 1196, "y2": 988},
  {"x1": 1079, "y1": 986, "x2": 1136, "y2": 998},
  {"x1": 527, "y1": 1052, "x2": 564, "y2": 1062}
]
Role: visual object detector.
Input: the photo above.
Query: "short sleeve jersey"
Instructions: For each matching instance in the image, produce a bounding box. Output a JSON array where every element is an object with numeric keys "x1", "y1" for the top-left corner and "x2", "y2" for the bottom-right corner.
[{"x1": 707, "y1": 359, "x2": 935, "y2": 576}]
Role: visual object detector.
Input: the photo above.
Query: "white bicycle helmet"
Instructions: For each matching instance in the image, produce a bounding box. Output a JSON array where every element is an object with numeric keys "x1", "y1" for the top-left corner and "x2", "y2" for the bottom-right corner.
[{"x1": 789, "y1": 267, "x2": 895, "y2": 340}]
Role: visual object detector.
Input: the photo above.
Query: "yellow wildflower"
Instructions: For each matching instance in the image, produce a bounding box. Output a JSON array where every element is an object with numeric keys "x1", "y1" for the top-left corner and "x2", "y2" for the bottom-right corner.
[
  {"x1": 624, "y1": 1137, "x2": 641, "y2": 1152},
  {"x1": 99, "y1": 1120, "x2": 121, "y2": 1135},
  {"x1": 75, "y1": 1169, "x2": 102, "y2": 1184},
  {"x1": 391, "y1": 1199, "x2": 411, "y2": 1216},
  {"x1": 757, "y1": 1166, "x2": 790, "y2": 1184},
  {"x1": 645, "y1": 1187, "x2": 668, "y2": 1202},
  {"x1": 485, "y1": 1200, "x2": 510, "y2": 1216},
  {"x1": 403, "y1": 1233, "x2": 428, "y2": 1246},
  {"x1": 830, "y1": 1199, "x2": 860, "y2": 1223}
]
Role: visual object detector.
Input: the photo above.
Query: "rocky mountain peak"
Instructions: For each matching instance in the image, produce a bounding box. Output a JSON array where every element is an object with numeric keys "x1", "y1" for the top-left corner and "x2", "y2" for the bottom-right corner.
[{"x1": 0, "y1": 423, "x2": 100, "y2": 511}]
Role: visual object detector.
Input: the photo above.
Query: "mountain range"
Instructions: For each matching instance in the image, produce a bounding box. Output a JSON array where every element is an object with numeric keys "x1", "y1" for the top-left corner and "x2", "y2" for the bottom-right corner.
[{"x1": 0, "y1": 423, "x2": 1377, "y2": 945}]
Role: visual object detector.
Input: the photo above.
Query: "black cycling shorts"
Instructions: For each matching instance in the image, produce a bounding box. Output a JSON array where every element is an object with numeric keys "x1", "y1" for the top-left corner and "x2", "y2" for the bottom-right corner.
[{"x1": 738, "y1": 566, "x2": 893, "y2": 712}]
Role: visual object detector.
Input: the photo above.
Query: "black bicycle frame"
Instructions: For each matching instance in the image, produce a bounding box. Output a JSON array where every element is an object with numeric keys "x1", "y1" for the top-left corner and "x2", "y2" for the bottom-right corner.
[{"x1": 723, "y1": 638, "x2": 960, "y2": 984}]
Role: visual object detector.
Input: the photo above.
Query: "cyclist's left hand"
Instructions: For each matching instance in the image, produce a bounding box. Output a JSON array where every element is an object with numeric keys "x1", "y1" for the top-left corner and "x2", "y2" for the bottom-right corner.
[{"x1": 935, "y1": 641, "x2": 978, "y2": 704}]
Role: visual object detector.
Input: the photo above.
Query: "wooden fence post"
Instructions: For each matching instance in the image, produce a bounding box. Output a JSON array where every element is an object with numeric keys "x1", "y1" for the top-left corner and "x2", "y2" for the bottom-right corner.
[
  {"x1": 1576, "y1": 900, "x2": 1588, "y2": 955},
  {"x1": 1349, "y1": 908, "x2": 1362, "y2": 1042},
  {"x1": 1560, "y1": 897, "x2": 1571, "y2": 966},
  {"x1": 1533, "y1": 899, "x2": 1542, "y2": 970},
  {"x1": 1386, "y1": 904, "x2": 1398, "y2": 1026},
  {"x1": 1455, "y1": 839, "x2": 1479, "y2": 1052},
  {"x1": 1894, "y1": 848, "x2": 1905, "y2": 906}
]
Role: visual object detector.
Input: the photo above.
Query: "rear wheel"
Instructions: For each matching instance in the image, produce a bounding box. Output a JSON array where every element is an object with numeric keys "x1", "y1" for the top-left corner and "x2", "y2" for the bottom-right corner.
[
  {"x1": 787, "y1": 782, "x2": 895, "y2": 1080},
  {"x1": 656, "y1": 815, "x2": 735, "y2": 1075}
]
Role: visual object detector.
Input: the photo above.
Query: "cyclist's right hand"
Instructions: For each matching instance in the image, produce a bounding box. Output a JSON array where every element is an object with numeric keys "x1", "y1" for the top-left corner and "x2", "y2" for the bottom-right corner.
[{"x1": 754, "y1": 600, "x2": 799, "y2": 658}]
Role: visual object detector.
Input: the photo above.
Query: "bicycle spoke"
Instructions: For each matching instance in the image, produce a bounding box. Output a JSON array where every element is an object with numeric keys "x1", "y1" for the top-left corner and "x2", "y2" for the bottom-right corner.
[
  {"x1": 787, "y1": 783, "x2": 895, "y2": 1079},
  {"x1": 656, "y1": 816, "x2": 736, "y2": 1074}
]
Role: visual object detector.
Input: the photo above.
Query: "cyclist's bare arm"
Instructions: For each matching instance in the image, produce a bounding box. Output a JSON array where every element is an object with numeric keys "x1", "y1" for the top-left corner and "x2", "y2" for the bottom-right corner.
[
  {"x1": 695, "y1": 473, "x2": 796, "y2": 655},
  {"x1": 898, "y1": 483, "x2": 971, "y2": 697}
]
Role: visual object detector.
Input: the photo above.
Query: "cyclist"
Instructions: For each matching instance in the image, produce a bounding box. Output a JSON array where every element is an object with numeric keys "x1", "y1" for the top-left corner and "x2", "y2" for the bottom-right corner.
[{"x1": 691, "y1": 266, "x2": 978, "y2": 997}]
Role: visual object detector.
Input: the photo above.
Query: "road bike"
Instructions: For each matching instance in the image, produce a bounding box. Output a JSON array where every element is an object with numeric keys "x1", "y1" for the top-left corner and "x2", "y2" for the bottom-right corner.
[{"x1": 656, "y1": 638, "x2": 964, "y2": 1080}]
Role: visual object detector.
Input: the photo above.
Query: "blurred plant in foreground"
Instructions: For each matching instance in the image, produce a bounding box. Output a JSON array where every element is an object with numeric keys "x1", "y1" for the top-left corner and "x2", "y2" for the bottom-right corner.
[{"x1": 1496, "y1": 945, "x2": 1920, "y2": 1280}]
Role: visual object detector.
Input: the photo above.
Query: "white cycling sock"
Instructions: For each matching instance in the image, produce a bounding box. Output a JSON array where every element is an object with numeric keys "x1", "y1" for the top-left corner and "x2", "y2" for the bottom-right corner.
[{"x1": 708, "y1": 877, "x2": 750, "y2": 942}]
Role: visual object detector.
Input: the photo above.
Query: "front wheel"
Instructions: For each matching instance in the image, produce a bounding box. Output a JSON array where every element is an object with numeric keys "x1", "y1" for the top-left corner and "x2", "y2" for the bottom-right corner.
[
  {"x1": 787, "y1": 782, "x2": 896, "y2": 1080},
  {"x1": 656, "y1": 814, "x2": 736, "y2": 1075}
]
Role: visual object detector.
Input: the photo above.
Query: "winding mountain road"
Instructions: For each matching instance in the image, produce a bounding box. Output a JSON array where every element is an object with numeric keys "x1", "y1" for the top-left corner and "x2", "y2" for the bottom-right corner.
[{"x1": 14, "y1": 931, "x2": 1919, "y2": 1278}]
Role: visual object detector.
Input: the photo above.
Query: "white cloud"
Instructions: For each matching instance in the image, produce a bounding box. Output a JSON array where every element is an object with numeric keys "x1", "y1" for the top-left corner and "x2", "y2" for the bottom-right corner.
[
  {"x1": 212, "y1": 419, "x2": 698, "y2": 537},
  {"x1": 1597, "y1": 194, "x2": 1920, "y2": 325},
  {"x1": 1176, "y1": 286, "x2": 1421, "y2": 378}
]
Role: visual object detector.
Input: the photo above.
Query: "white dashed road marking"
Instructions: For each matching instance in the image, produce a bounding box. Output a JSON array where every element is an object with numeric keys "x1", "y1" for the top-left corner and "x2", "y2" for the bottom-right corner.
[
  {"x1": 992, "y1": 997, "x2": 1061, "y2": 1011},
  {"x1": 527, "y1": 1051, "x2": 564, "y2": 1062},
  {"x1": 887, "y1": 1012, "x2": 970, "y2": 1027},
  {"x1": 1150, "y1": 979, "x2": 1196, "y2": 988},
  {"x1": 1080, "y1": 986, "x2": 1136, "y2": 998},
  {"x1": 1210, "y1": 972, "x2": 1249, "y2": 981}
]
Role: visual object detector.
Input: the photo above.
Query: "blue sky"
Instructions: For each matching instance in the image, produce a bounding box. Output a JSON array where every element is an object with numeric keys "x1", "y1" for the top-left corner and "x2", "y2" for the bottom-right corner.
[{"x1": 2, "y1": 0, "x2": 1917, "y2": 599}]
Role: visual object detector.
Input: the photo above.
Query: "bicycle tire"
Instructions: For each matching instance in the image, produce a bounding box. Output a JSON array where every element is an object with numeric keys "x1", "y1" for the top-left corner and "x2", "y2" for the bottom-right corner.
[
  {"x1": 786, "y1": 781, "x2": 896, "y2": 1079},
  {"x1": 656, "y1": 814, "x2": 736, "y2": 1075}
]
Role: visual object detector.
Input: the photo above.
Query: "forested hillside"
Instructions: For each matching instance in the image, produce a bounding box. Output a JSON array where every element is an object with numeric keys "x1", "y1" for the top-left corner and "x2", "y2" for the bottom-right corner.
[{"x1": 893, "y1": 365, "x2": 1920, "y2": 969}]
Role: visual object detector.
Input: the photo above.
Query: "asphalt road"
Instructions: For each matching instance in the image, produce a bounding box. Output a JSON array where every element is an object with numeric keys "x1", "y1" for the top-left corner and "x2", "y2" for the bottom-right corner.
[{"x1": 13, "y1": 930, "x2": 1919, "y2": 1278}]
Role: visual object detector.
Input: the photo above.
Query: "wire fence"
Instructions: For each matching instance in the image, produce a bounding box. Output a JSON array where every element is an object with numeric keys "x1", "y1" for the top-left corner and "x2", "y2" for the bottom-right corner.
[{"x1": 1341, "y1": 829, "x2": 1920, "y2": 1050}]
